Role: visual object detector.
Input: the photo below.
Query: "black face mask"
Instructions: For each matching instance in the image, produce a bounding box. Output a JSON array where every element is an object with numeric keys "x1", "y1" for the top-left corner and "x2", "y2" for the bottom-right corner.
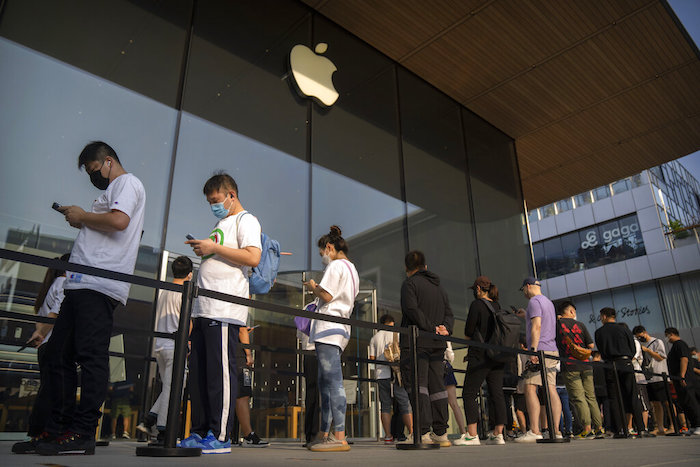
[{"x1": 89, "y1": 161, "x2": 110, "y2": 190}]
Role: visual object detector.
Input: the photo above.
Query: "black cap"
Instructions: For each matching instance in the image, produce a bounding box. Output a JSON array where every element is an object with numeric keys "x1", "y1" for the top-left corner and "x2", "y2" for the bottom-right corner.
[{"x1": 520, "y1": 276, "x2": 540, "y2": 290}]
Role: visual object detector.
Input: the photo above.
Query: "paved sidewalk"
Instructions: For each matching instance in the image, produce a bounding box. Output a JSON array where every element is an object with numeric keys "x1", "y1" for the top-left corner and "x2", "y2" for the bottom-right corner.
[{"x1": 2, "y1": 437, "x2": 700, "y2": 467}]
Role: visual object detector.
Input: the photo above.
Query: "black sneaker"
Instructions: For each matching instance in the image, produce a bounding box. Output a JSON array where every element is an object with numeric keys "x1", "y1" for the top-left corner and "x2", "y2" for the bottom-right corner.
[
  {"x1": 12, "y1": 432, "x2": 53, "y2": 454},
  {"x1": 640, "y1": 430, "x2": 656, "y2": 438},
  {"x1": 37, "y1": 432, "x2": 95, "y2": 455},
  {"x1": 241, "y1": 431, "x2": 269, "y2": 448}
]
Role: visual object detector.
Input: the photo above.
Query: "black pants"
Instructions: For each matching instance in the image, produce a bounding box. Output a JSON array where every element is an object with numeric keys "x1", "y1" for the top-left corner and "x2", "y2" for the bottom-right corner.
[
  {"x1": 463, "y1": 358, "x2": 507, "y2": 427},
  {"x1": 189, "y1": 318, "x2": 239, "y2": 441},
  {"x1": 303, "y1": 353, "x2": 320, "y2": 443},
  {"x1": 45, "y1": 289, "x2": 117, "y2": 437},
  {"x1": 604, "y1": 361, "x2": 642, "y2": 433},
  {"x1": 27, "y1": 344, "x2": 51, "y2": 436},
  {"x1": 400, "y1": 348, "x2": 448, "y2": 436},
  {"x1": 672, "y1": 380, "x2": 700, "y2": 428}
]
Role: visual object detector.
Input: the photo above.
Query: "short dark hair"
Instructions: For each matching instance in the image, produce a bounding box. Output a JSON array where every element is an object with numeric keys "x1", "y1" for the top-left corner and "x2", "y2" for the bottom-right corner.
[
  {"x1": 317, "y1": 225, "x2": 348, "y2": 253},
  {"x1": 557, "y1": 300, "x2": 576, "y2": 316},
  {"x1": 379, "y1": 314, "x2": 395, "y2": 325},
  {"x1": 404, "y1": 250, "x2": 426, "y2": 271},
  {"x1": 204, "y1": 171, "x2": 238, "y2": 196},
  {"x1": 690, "y1": 347, "x2": 697, "y2": 353},
  {"x1": 632, "y1": 325, "x2": 646, "y2": 335},
  {"x1": 78, "y1": 141, "x2": 120, "y2": 169},
  {"x1": 171, "y1": 256, "x2": 193, "y2": 279},
  {"x1": 664, "y1": 327, "x2": 679, "y2": 337},
  {"x1": 599, "y1": 307, "x2": 616, "y2": 319}
]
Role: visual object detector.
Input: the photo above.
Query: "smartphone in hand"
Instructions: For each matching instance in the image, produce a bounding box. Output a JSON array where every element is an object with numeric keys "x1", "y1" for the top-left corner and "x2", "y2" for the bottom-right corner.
[
  {"x1": 186, "y1": 234, "x2": 195, "y2": 240},
  {"x1": 52, "y1": 202, "x2": 62, "y2": 212}
]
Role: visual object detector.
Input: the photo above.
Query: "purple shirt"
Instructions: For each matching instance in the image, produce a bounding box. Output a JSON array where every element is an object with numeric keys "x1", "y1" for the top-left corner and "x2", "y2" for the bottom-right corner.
[{"x1": 526, "y1": 294, "x2": 558, "y2": 352}]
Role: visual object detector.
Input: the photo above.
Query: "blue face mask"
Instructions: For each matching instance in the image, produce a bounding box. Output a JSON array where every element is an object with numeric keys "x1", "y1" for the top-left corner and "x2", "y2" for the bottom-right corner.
[{"x1": 210, "y1": 196, "x2": 231, "y2": 219}]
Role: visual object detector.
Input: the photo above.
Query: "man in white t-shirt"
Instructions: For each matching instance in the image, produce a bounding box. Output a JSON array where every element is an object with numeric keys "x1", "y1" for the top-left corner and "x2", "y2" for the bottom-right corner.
[
  {"x1": 369, "y1": 314, "x2": 412, "y2": 443},
  {"x1": 182, "y1": 173, "x2": 261, "y2": 454},
  {"x1": 38, "y1": 142, "x2": 146, "y2": 456},
  {"x1": 136, "y1": 256, "x2": 193, "y2": 444}
]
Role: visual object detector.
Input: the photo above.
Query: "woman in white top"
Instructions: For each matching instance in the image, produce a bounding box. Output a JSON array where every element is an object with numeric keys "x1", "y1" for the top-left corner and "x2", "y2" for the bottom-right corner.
[
  {"x1": 305, "y1": 226, "x2": 358, "y2": 452},
  {"x1": 13, "y1": 254, "x2": 69, "y2": 454}
]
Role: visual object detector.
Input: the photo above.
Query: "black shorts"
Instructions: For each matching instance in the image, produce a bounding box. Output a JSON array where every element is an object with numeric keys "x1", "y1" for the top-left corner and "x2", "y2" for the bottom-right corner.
[
  {"x1": 647, "y1": 381, "x2": 668, "y2": 402},
  {"x1": 514, "y1": 393, "x2": 526, "y2": 413}
]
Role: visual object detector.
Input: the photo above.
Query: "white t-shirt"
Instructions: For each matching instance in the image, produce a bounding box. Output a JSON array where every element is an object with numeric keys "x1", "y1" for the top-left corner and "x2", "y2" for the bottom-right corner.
[
  {"x1": 154, "y1": 289, "x2": 183, "y2": 350},
  {"x1": 193, "y1": 211, "x2": 262, "y2": 325},
  {"x1": 633, "y1": 339, "x2": 647, "y2": 384},
  {"x1": 64, "y1": 173, "x2": 146, "y2": 305},
  {"x1": 37, "y1": 276, "x2": 66, "y2": 345},
  {"x1": 369, "y1": 330, "x2": 395, "y2": 380},
  {"x1": 309, "y1": 259, "x2": 359, "y2": 352},
  {"x1": 644, "y1": 337, "x2": 668, "y2": 384}
]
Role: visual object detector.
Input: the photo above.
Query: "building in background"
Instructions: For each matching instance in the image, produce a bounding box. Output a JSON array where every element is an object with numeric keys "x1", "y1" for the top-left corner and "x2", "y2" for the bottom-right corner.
[{"x1": 528, "y1": 160, "x2": 700, "y2": 343}]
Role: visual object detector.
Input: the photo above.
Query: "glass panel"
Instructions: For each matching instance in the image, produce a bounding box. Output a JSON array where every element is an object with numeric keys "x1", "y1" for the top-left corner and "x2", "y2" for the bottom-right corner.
[
  {"x1": 579, "y1": 225, "x2": 604, "y2": 269},
  {"x1": 632, "y1": 282, "x2": 666, "y2": 337},
  {"x1": 597, "y1": 219, "x2": 620, "y2": 265},
  {"x1": 543, "y1": 237, "x2": 564, "y2": 279},
  {"x1": 574, "y1": 192, "x2": 593, "y2": 207},
  {"x1": 630, "y1": 174, "x2": 644, "y2": 188},
  {"x1": 533, "y1": 242, "x2": 546, "y2": 279},
  {"x1": 680, "y1": 272, "x2": 700, "y2": 327},
  {"x1": 658, "y1": 277, "x2": 692, "y2": 329},
  {"x1": 593, "y1": 185, "x2": 611, "y2": 201},
  {"x1": 619, "y1": 214, "x2": 646, "y2": 259},
  {"x1": 541, "y1": 204, "x2": 556, "y2": 218},
  {"x1": 590, "y1": 290, "x2": 613, "y2": 329},
  {"x1": 528, "y1": 209, "x2": 540, "y2": 224},
  {"x1": 462, "y1": 110, "x2": 532, "y2": 309},
  {"x1": 399, "y1": 69, "x2": 476, "y2": 333},
  {"x1": 560, "y1": 231, "x2": 584, "y2": 274},
  {"x1": 570, "y1": 294, "x2": 597, "y2": 335},
  {"x1": 0, "y1": 0, "x2": 192, "y2": 107},
  {"x1": 611, "y1": 179, "x2": 630, "y2": 195},
  {"x1": 556, "y1": 198, "x2": 574, "y2": 213}
]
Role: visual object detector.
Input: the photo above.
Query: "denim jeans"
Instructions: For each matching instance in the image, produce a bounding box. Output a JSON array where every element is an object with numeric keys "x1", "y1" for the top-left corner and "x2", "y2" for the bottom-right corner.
[
  {"x1": 316, "y1": 343, "x2": 346, "y2": 433},
  {"x1": 558, "y1": 387, "x2": 572, "y2": 433}
]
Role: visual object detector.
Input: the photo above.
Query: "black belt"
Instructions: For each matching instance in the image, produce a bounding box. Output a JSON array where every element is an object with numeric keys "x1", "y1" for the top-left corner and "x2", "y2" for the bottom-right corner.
[{"x1": 612, "y1": 356, "x2": 631, "y2": 361}]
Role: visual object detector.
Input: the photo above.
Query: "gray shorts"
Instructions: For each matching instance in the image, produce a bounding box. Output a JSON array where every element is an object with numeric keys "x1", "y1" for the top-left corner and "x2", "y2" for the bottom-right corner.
[{"x1": 378, "y1": 378, "x2": 412, "y2": 415}]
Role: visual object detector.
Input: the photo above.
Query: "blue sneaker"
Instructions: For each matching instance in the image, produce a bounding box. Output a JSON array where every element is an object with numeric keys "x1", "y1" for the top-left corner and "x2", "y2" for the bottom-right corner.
[
  {"x1": 177, "y1": 432, "x2": 203, "y2": 448},
  {"x1": 200, "y1": 430, "x2": 231, "y2": 454}
]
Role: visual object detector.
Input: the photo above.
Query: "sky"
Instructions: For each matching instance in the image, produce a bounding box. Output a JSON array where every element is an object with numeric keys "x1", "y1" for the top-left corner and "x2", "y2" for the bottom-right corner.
[{"x1": 668, "y1": 0, "x2": 700, "y2": 182}]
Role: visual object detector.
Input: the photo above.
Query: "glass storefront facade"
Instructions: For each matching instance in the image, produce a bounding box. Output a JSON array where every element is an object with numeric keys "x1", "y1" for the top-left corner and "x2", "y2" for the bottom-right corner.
[
  {"x1": 533, "y1": 213, "x2": 646, "y2": 279},
  {"x1": 0, "y1": 0, "x2": 532, "y2": 439}
]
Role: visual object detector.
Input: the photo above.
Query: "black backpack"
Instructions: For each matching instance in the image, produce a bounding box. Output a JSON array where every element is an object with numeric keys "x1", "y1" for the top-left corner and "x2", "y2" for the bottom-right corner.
[
  {"x1": 641, "y1": 339, "x2": 657, "y2": 377},
  {"x1": 480, "y1": 298, "x2": 522, "y2": 363}
]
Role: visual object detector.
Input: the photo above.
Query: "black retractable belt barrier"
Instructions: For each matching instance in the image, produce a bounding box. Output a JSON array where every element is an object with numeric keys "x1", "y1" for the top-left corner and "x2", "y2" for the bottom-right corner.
[
  {"x1": 397, "y1": 325, "x2": 439, "y2": 450},
  {"x1": 536, "y1": 351, "x2": 569, "y2": 443},
  {"x1": 136, "y1": 280, "x2": 201, "y2": 457},
  {"x1": 662, "y1": 372, "x2": 683, "y2": 436}
]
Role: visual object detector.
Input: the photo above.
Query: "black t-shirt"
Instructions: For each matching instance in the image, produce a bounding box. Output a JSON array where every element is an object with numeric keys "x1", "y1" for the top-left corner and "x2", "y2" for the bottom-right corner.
[
  {"x1": 667, "y1": 339, "x2": 693, "y2": 379},
  {"x1": 556, "y1": 317, "x2": 593, "y2": 372},
  {"x1": 594, "y1": 322, "x2": 635, "y2": 361},
  {"x1": 464, "y1": 298, "x2": 497, "y2": 361}
]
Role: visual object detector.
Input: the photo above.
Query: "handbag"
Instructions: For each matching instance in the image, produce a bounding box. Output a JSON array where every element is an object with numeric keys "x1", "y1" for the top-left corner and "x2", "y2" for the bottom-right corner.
[
  {"x1": 562, "y1": 334, "x2": 592, "y2": 361},
  {"x1": 383, "y1": 331, "x2": 403, "y2": 386},
  {"x1": 295, "y1": 299, "x2": 318, "y2": 336}
]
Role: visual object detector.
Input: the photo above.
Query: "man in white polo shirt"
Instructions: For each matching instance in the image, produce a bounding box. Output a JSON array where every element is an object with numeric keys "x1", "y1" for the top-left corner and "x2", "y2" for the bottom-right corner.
[{"x1": 38, "y1": 141, "x2": 146, "y2": 456}]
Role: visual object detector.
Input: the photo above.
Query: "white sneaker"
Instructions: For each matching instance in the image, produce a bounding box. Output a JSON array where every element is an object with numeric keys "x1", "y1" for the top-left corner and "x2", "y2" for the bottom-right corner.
[
  {"x1": 692, "y1": 427, "x2": 700, "y2": 435},
  {"x1": 513, "y1": 430, "x2": 543, "y2": 443},
  {"x1": 429, "y1": 432, "x2": 451, "y2": 447},
  {"x1": 420, "y1": 433, "x2": 437, "y2": 445},
  {"x1": 486, "y1": 433, "x2": 505, "y2": 445},
  {"x1": 452, "y1": 433, "x2": 480, "y2": 446},
  {"x1": 555, "y1": 433, "x2": 564, "y2": 440}
]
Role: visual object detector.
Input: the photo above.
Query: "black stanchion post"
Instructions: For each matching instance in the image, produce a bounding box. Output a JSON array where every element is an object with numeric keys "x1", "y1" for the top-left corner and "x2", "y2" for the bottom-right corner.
[
  {"x1": 536, "y1": 351, "x2": 568, "y2": 443},
  {"x1": 611, "y1": 361, "x2": 630, "y2": 438},
  {"x1": 397, "y1": 326, "x2": 438, "y2": 450},
  {"x1": 136, "y1": 280, "x2": 201, "y2": 457},
  {"x1": 662, "y1": 372, "x2": 682, "y2": 436}
]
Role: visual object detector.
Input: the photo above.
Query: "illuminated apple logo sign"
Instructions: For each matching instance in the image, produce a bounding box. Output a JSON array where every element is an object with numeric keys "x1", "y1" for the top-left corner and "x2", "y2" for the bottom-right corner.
[{"x1": 289, "y1": 43, "x2": 339, "y2": 107}]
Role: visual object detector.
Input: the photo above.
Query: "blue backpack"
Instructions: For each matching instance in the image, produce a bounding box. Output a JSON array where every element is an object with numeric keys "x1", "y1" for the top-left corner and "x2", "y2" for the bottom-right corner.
[{"x1": 237, "y1": 213, "x2": 281, "y2": 295}]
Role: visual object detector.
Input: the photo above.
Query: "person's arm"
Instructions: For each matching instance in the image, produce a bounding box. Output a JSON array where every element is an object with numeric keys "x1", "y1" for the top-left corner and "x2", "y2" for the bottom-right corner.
[
  {"x1": 529, "y1": 316, "x2": 542, "y2": 363},
  {"x1": 680, "y1": 356, "x2": 689, "y2": 386},
  {"x1": 464, "y1": 302, "x2": 480, "y2": 340},
  {"x1": 28, "y1": 312, "x2": 57, "y2": 347},
  {"x1": 305, "y1": 279, "x2": 333, "y2": 302},
  {"x1": 400, "y1": 281, "x2": 433, "y2": 332},
  {"x1": 187, "y1": 240, "x2": 261, "y2": 267},
  {"x1": 442, "y1": 291, "x2": 454, "y2": 335},
  {"x1": 60, "y1": 206, "x2": 130, "y2": 232},
  {"x1": 239, "y1": 326, "x2": 254, "y2": 367},
  {"x1": 642, "y1": 345, "x2": 664, "y2": 362}
]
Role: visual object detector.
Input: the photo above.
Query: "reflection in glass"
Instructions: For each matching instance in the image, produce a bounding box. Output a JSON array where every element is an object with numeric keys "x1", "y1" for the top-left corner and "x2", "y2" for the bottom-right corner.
[
  {"x1": 611, "y1": 286, "x2": 640, "y2": 331},
  {"x1": 574, "y1": 192, "x2": 593, "y2": 207},
  {"x1": 632, "y1": 282, "x2": 667, "y2": 336},
  {"x1": 593, "y1": 185, "x2": 611, "y2": 201}
]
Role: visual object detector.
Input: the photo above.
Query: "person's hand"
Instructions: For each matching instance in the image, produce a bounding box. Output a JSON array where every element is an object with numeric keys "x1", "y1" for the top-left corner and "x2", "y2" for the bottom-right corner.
[
  {"x1": 515, "y1": 308, "x2": 526, "y2": 318},
  {"x1": 27, "y1": 330, "x2": 45, "y2": 348},
  {"x1": 246, "y1": 353, "x2": 254, "y2": 368},
  {"x1": 186, "y1": 238, "x2": 216, "y2": 257},
  {"x1": 435, "y1": 325, "x2": 449, "y2": 336},
  {"x1": 681, "y1": 378, "x2": 688, "y2": 388},
  {"x1": 303, "y1": 279, "x2": 317, "y2": 290},
  {"x1": 59, "y1": 205, "x2": 86, "y2": 229},
  {"x1": 529, "y1": 355, "x2": 539, "y2": 365}
]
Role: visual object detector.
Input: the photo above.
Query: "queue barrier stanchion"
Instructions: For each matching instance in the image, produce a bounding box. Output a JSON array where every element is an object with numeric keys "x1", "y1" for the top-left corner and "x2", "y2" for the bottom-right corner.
[
  {"x1": 611, "y1": 360, "x2": 630, "y2": 438},
  {"x1": 136, "y1": 280, "x2": 201, "y2": 457},
  {"x1": 661, "y1": 372, "x2": 683, "y2": 436},
  {"x1": 397, "y1": 325, "x2": 438, "y2": 450},
  {"x1": 536, "y1": 351, "x2": 568, "y2": 443}
]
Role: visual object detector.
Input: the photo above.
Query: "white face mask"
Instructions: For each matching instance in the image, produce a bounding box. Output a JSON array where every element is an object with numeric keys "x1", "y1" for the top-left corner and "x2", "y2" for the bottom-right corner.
[{"x1": 321, "y1": 253, "x2": 331, "y2": 265}]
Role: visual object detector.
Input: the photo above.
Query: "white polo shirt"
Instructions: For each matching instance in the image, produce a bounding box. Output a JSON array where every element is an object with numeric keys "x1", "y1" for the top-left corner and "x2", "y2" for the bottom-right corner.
[{"x1": 37, "y1": 276, "x2": 66, "y2": 345}]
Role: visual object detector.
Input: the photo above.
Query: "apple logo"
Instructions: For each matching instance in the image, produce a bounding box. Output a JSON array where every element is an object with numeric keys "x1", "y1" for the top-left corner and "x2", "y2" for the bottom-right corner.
[{"x1": 289, "y1": 43, "x2": 339, "y2": 107}]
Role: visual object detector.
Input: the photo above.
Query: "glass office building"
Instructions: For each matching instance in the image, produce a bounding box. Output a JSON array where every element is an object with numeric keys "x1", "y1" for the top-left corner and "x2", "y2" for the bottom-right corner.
[
  {"x1": 528, "y1": 163, "x2": 700, "y2": 343},
  {"x1": 0, "y1": 0, "x2": 532, "y2": 439}
]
